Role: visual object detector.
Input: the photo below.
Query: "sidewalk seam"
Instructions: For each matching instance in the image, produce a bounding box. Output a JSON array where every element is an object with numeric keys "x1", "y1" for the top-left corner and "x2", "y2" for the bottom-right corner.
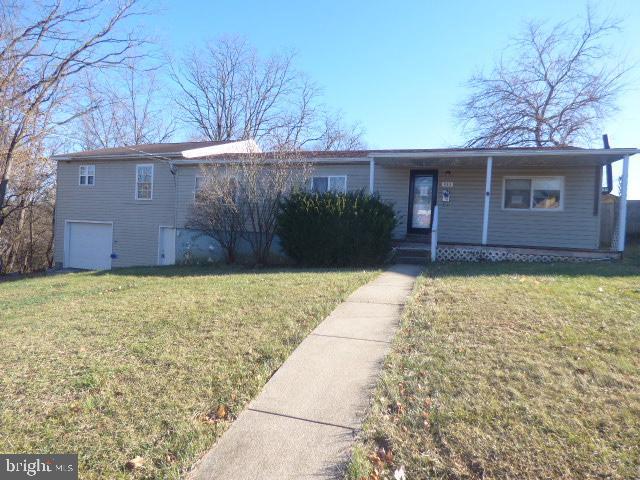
[
  {"x1": 310, "y1": 333, "x2": 392, "y2": 344},
  {"x1": 247, "y1": 408, "x2": 358, "y2": 432},
  {"x1": 345, "y1": 300, "x2": 405, "y2": 305}
]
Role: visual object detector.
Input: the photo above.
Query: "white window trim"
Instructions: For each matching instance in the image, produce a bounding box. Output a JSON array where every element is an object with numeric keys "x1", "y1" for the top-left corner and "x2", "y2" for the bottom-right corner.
[
  {"x1": 310, "y1": 175, "x2": 348, "y2": 193},
  {"x1": 135, "y1": 164, "x2": 154, "y2": 200},
  {"x1": 79, "y1": 165, "x2": 96, "y2": 187},
  {"x1": 502, "y1": 176, "x2": 564, "y2": 211}
]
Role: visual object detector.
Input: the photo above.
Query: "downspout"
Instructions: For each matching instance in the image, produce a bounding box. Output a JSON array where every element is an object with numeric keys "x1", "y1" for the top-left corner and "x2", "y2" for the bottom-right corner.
[
  {"x1": 169, "y1": 162, "x2": 178, "y2": 228},
  {"x1": 602, "y1": 134, "x2": 613, "y2": 194}
]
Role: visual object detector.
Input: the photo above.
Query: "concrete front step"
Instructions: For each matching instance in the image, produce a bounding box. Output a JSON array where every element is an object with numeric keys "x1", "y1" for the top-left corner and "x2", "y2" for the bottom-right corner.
[
  {"x1": 404, "y1": 233, "x2": 430, "y2": 242},
  {"x1": 394, "y1": 256, "x2": 428, "y2": 265},
  {"x1": 395, "y1": 248, "x2": 429, "y2": 257}
]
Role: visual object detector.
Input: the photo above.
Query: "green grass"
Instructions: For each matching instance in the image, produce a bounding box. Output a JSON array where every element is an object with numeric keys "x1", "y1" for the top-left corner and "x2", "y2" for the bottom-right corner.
[
  {"x1": 350, "y1": 244, "x2": 640, "y2": 480},
  {"x1": 0, "y1": 265, "x2": 377, "y2": 479}
]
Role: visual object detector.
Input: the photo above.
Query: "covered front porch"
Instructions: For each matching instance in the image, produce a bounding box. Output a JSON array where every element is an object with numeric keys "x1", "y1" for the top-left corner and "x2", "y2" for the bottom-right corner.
[{"x1": 365, "y1": 148, "x2": 634, "y2": 261}]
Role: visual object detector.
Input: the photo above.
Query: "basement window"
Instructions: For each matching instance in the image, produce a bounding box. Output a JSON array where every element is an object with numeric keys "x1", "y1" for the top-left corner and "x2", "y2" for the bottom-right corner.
[{"x1": 79, "y1": 165, "x2": 95, "y2": 186}]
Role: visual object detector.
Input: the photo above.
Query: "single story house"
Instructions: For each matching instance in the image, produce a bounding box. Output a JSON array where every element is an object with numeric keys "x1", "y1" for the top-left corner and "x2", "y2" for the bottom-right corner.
[{"x1": 52, "y1": 141, "x2": 636, "y2": 269}]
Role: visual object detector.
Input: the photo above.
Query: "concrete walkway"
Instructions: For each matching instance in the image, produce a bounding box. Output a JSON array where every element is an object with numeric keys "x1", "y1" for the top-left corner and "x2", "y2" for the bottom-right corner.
[{"x1": 189, "y1": 264, "x2": 422, "y2": 480}]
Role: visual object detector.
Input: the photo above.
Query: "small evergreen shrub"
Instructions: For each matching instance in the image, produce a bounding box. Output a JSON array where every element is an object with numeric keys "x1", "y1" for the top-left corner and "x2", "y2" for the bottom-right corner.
[{"x1": 277, "y1": 190, "x2": 397, "y2": 266}]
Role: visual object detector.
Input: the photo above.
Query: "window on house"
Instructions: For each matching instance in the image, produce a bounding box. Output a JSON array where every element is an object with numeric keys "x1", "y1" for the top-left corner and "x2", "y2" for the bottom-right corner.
[
  {"x1": 136, "y1": 164, "x2": 153, "y2": 200},
  {"x1": 311, "y1": 175, "x2": 347, "y2": 193},
  {"x1": 195, "y1": 176, "x2": 204, "y2": 196},
  {"x1": 79, "y1": 165, "x2": 95, "y2": 186},
  {"x1": 195, "y1": 175, "x2": 240, "y2": 203},
  {"x1": 504, "y1": 176, "x2": 563, "y2": 210}
]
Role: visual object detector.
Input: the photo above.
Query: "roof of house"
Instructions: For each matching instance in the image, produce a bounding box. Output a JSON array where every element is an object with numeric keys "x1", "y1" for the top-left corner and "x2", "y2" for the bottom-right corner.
[
  {"x1": 54, "y1": 141, "x2": 638, "y2": 164},
  {"x1": 203, "y1": 146, "x2": 584, "y2": 159},
  {"x1": 59, "y1": 141, "x2": 234, "y2": 159}
]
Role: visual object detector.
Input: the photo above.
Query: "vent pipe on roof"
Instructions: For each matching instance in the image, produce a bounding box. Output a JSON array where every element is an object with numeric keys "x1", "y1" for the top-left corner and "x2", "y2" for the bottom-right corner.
[{"x1": 602, "y1": 134, "x2": 613, "y2": 194}]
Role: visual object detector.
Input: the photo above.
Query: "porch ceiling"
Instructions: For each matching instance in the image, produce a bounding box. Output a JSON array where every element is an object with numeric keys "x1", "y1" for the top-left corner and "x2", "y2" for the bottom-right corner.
[
  {"x1": 370, "y1": 148, "x2": 637, "y2": 168},
  {"x1": 372, "y1": 155, "x2": 614, "y2": 168}
]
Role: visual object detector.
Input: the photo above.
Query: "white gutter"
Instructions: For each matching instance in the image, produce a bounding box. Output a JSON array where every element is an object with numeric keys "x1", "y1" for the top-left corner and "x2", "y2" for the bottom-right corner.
[
  {"x1": 54, "y1": 147, "x2": 639, "y2": 162},
  {"x1": 172, "y1": 157, "x2": 371, "y2": 166},
  {"x1": 368, "y1": 148, "x2": 639, "y2": 159},
  {"x1": 53, "y1": 152, "x2": 185, "y2": 161}
]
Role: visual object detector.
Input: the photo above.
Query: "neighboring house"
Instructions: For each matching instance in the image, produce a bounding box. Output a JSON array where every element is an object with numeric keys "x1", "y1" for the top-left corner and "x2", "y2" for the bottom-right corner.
[{"x1": 52, "y1": 141, "x2": 636, "y2": 269}]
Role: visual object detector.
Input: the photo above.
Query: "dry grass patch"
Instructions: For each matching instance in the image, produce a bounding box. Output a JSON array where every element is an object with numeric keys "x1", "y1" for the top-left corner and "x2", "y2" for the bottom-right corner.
[
  {"x1": 0, "y1": 265, "x2": 376, "y2": 479},
  {"x1": 352, "y1": 245, "x2": 640, "y2": 480}
]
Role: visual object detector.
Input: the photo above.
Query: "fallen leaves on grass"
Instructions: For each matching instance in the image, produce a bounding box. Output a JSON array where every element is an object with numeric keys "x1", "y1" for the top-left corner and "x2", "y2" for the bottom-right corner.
[
  {"x1": 125, "y1": 456, "x2": 145, "y2": 471},
  {"x1": 216, "y1": 404, "x2": 228, "y2": 419},
  {"x1": 201, "y1": 404, "x2": 230, "y2": 424}
]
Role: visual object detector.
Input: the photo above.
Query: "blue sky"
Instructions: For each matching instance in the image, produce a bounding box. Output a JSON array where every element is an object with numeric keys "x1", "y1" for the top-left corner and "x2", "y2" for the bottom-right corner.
[{"x1": 150, "y1": 0, "x2": 639, "y2": 198}]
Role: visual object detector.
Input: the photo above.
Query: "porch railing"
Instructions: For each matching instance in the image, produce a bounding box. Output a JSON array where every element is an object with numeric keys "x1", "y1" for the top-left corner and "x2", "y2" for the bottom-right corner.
[{"x1": 431, "y1": 205, "x2": 439, "y2": 262}]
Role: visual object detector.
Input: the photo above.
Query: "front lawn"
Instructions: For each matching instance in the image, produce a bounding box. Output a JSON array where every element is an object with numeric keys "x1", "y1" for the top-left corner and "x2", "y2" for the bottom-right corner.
[
  {"x1": 350, "y1": 245, "x2": 640, "y2": 480},
  {"x1": 0, "y1": 266, "x2": 376, "y2": 479}
]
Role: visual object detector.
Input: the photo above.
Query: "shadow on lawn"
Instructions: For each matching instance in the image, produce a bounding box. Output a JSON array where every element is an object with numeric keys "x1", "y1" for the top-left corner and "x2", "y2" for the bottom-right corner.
[{"x1": 91, "y1": 263, "x2": 373, "y2": 279}]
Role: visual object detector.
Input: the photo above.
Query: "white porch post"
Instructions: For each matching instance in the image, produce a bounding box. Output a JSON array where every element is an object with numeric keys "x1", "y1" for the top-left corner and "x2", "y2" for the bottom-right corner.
[
  {"x1": 616, "y1": 154, "x2": 630, "y2": 252},
  {"x1": 481, "y1": 156, "x2": 493, "y2": 245},
  {"x1": 369, "y1": 158, "x2": 376, "y2": 194}
]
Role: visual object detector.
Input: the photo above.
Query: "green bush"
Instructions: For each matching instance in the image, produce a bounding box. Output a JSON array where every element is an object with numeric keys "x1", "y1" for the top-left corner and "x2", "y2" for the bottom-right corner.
[{"x1": 277, "y1": 190, "x2": 397, "y2": 266}]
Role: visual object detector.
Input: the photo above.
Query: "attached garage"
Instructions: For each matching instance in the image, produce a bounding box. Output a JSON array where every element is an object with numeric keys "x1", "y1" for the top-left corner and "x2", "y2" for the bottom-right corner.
[{"x1": 65, "y1": 221, "x2": 113, "y2": 270}]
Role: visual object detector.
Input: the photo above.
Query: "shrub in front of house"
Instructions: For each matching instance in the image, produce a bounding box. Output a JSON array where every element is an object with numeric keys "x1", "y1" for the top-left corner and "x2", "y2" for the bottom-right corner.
[{"x1": 277, "y1": 190, "x2": 397, "y2": 266}]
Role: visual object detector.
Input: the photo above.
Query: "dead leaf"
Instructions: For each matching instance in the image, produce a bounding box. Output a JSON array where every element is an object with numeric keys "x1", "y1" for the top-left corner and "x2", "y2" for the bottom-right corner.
[
  {"x1": 125, "y1": 456, "x2": 145, "y2": 471},
  {"x1": 384, "y1": 448, "x2": 394, "y2": 463},
  {"x1": 368, "y1": 452, "x2": 384, "y2": 469},
  {"x1": 216, "y1": 404, "x2": 228, "y2": 419},
  {"x1": 165, "y1": 452, "x2": 177, "y2": 463},
  {"x1": 389, "y1": 401, "x2": 404, "y2": 415}
]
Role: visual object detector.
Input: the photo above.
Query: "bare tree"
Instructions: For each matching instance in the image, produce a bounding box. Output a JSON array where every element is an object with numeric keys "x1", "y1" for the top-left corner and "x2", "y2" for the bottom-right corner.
[
  {"x1": 312, "y1": 113, "x2": 366, "y2": 151},
  {"x1": 74, "y1": 62, "x2": 175, "y2": 150},
  {"x1": 457, "y1": 9, "x2": 629, "y2": 147},
  {"x1": 189, "y1": 148, "x2": 310, "y2": 265},
  {"x1": 0, "y1": 139, "x2": 55, "y2": 273},
  {"x1": 236, "y1": 151, "x2": 310, "y2": 264},
  {"x1": 187, "y1": 172, "x2": 243, "y2": 264},
  {"x1": 170, "y1": 36, "x2": 364, "y2": 151},
  {"x1": 0, "y1": 0, "x2": 148, "y2": 232}
]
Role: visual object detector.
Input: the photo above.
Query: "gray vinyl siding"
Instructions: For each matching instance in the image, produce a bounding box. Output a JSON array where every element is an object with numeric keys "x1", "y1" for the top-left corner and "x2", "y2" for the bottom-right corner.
[
  {"x1": 488, "y1": 166, "x2": 600, "y2": 249},
  {"x1": 54, "y1": 158, "x2": 603, "y2": 269},
  {"x1": 176, "y1": 165, "x2": 200, "y2": 228},
  {"x1": 54, "y1": 159, "x2": 177, "y2": 267},
  {"x1": 438, "y1": 168, "x2": 485, "y2": 244},
  {"x1": 374, "y1": 166, "x2": 410, "y2": 238},
  {"x1": 374, "y1": 166, "x2": 483, "y2": 242},
  {"x1": 175, "y1": 163, "x2": 372, "y2": 228},
  {"x1": 310, "y1": 164, "x2": 370, "y2": 192},
  {"x1": 371, "y1": 164, "x2": 600, "y2": 248}
]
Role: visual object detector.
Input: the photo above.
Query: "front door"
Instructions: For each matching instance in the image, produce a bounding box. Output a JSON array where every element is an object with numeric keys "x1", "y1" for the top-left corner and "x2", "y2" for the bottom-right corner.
[{"x1": 407, "y1": 170, "x2": 437, "y2": 234}]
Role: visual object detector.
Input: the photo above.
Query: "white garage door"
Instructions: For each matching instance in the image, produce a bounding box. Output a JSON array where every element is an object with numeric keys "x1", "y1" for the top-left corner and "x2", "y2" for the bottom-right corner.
[{"x1": 66, "y1": 222, "x2": 113, "y2": 270}]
